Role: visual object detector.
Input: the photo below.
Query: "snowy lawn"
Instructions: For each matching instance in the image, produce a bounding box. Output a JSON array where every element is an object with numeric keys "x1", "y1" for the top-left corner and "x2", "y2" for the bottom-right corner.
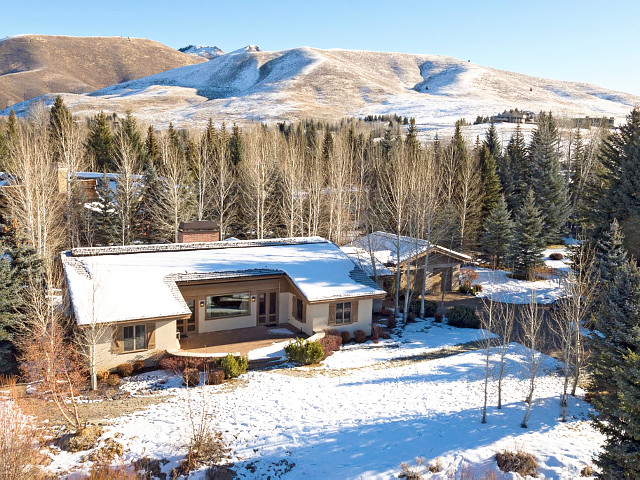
[
  {"x1": 473, "y1": 245, "x2": 572, "y2": 304},
  {"x1": 48, "y1": 320, "x2": 602, "y2": 479}
]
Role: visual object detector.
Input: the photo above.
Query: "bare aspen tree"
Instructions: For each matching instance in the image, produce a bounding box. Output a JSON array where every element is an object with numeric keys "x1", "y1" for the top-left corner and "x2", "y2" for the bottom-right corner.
[
  {"x1": 494, "y1": 299, "x2": 515, "y2": 410},
  {"x1": 75, "y1": 278, "x2": 112, "y2": 391},
  {"x1": 113, "y1": 134, "x2": 141, "y2": 245},
  {"x1": 303, "y1": 139, "x2": 324, "y2": 237},
  {"x1": 379, "y1": 141, "x2": 412, "y2": 313},
  {"x1": 456, "y1": 143, "x2": 481, "y2": 250},
  {"x1": 520, "y1": 288, "x2": 545, "y2": 428},
  {"x1": 326, "y1": 135, "x2": 354, "y2": 245},
  {"x1": 480, "y1": 293, "x2": 496, "y2": 423},
  {"x1": 4, "y1": 113, "x2": 65, "y2": 282},
  {"x1": 551, "y1": 244, "x2": 599, "y2": 420},
  {"x1": 280, "y1": 133, "x2": 305, "y2": 237},
  {"x1": 159, "y1": 134, "x2": 196, "y2": 242},
  {"x1": 189, "y1": 131, "x2": 214, "y2": 222},
  {"x1": 241, "y1": 127, "x2": 278, "y2": 239},
  {"x1": 209, "y1": 127, "x2": 235, "y2": 239}
]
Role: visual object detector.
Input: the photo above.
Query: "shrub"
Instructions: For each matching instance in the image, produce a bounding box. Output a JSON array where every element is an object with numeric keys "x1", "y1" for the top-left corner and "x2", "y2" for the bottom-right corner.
[
  {"x1": 386, "y1": 315, "x2": 397, "y2": 329},
  {"x1": 472, "y1": 284, "x2": 483, "y2": 295},
  {"x1": 380, "y1": 308, "x2": 393, "y2": 316},
  {"x1": 97, "y1": 370, "x2": 110, "y2": 383},
  {"x1": 371, "y1": 324, "x2": 382, "y2": 343},
  {"x1": 340, "y1": 330, "x2": 351, "y2": 344},
  {"x1": 354, "y1": 330, "x2": 367, "y2": 343},
  {"x1": 549, "y1": 252, "x2": 564, "y2": 260},
  {"x1": 460, "y1": 268, "x2": 479, "y2": 286},
  {"x1": 406, "y1": 312, "x2": 416, "y2": 323},
  {"x1": 459, "y1": 283, "x2": 472, "y2": 294},
  {"x1": 182, "y1": 367, "x2": 200, "y2": 387},
  {"x1": 284, "y1": 338, "x2": 324, "y2": 365},
  {"x1": 220, "y1": 354, "x2": 248, "y2": 379},
  {"x1": 319, "y1": 334, "x2": 342, "y2": 359},
  {"x1": 580, "y1": 465, "x2": 594, "y2": 477},
  {"x1": 399, "y1": 457, "x2": 427, "y2": 479},
  {"x1": 132, "y1": 360, "x2": 146, "y2": 373},
  {"x1": 106, "y1": 373, "x2": 120, "y2": 387},
  {"x1": 0, "y1": 401, "x2": 42, "y2": 479},
  {"x1": 409, "y1": 300, "x2": 438, "y2": 318},
  {"x1": 115, "y1": 363, "x2": 133, "y2": 378},
  {"x1": 446, "y1": 306, "x2": 481, "y2": 329},
  {"x1": 434, "y1": 312, "x2": 443, "y2": 323},
  {"x1": 206, "y1": 368, "x2": 225, "y2": 386},
  {"x1": 324, "y1": 328, "x2": 340, "y2": 338},
  {"x1": 495, "y1": 450, "x2": 538, "y2": 477},
  {"x1": 159, "y1": 356, "x2": 184, "y2": 373}
]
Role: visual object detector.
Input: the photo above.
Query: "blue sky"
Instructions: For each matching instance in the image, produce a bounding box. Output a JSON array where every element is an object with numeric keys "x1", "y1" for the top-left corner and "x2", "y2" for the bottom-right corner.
[{"x1": 4, "y1": 0, "x2": 640, "y2": 95}]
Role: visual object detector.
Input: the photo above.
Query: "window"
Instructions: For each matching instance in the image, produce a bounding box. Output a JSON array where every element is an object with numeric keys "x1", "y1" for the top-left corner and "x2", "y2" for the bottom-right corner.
[
  {"x1": 206, "y1": 292, "x2": 250, "y2": 319},
  {"x1": 123, "y1": 324, "x2": 146, "y2": 352},
  {"x1": 293, "y1": 296, "x2": 305, "y2": 322},
  {"x1": 335, "y1": 301, "x2": 352, "y2": 325}
]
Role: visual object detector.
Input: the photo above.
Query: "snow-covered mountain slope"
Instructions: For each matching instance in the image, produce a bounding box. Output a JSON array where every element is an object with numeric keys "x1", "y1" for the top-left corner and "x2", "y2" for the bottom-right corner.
[
  {"x1": 3, "y1": 46, "x2": 639, "y2": 129},
  {"x1": 178, "y1": 44, "x2": 225, "y2": 59}
]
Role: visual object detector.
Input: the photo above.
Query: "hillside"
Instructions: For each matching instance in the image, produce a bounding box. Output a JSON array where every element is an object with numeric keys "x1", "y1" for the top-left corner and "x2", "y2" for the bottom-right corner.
[
  {"x1": 0, "y1": 35, "x2": 206, "y2": 109},
  {"x1": 3, "y1": 45, "x2": 639, "y2": 129}
]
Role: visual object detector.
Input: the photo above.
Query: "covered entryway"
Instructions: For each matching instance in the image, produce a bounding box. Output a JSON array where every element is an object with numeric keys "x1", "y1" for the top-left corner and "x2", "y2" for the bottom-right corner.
[
  {"x1": 177, "y1": 299, "x2": 198, "y2": 337},
  {"x1": 257, "y1": 290, "x2": 278, "y2": 326}
]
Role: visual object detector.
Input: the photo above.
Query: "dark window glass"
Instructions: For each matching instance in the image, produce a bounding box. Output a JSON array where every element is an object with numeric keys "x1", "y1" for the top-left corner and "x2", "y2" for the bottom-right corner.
[
  {"x1": 123, "y1": 324, "x2": 147, "y2": 352},
  {"x1": 123, "y1": 326, "x2": 134, "y2": 351},
  {"x1": 206, "y1": 293, "x2": 250, "y2": 319}
]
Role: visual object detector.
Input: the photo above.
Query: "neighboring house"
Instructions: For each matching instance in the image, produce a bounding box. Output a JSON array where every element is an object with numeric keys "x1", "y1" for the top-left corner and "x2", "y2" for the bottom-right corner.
[
  {"x1": 340, "y1": 245, "x2": 394, "y2": 312},
  {"x1": 61, "y1": 237, "x2": 386, "y2": 370},
  {"x1": 347, "y1": 231, "x2": 472, "y2": 294}
]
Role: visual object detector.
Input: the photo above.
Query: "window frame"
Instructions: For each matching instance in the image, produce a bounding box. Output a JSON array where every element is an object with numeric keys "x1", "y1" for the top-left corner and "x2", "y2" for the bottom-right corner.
[
  {"x1": 334, "y1": 301, "x2": 352, "y2": 325},
  {"x1": 204, "y1": 292, "x2": 251, "y2": 320},
  {"x1": 293, "y1": 296, "x2": 305, "y2": 323},
  {"x1": 123, "y1": 324, "x2": 147, "y2": 352}
]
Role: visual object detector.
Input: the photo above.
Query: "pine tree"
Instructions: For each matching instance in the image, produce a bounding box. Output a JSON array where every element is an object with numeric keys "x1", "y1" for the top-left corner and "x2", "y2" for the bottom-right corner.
[
  {"x1": 528, "y1": 112, "x2": 570, "y2": 243},
  {"x1": 0, "y1": 255, "x2": 21, "y2": 341},
  {"x1": 479, "y1": 144, "x2": 502, "y2": 218},
  {"x1": 139, "y1": 161, "x2": 171, "y2": 243},
  {"x1": 590, "y1": 243, "x2": 640, "y2": 478},
  {"x1": 49, "y1": 95, "x2": 73, "y2": 159},
  {"x1": 94, "y1": 173, "x2": 118, "y2": 245},
  {"x1": 597, "y1": 219, "x2": 627, "y2": 288},
  {"x1": 569, "y1": 128, "x2": 585, "y2": 209},
  {"x1": 484, "y1": 122, "x2": 502, "y2": 157},
  {"x1": 321, "y1": 129, "x2": 334, "y2": 162},
  {"x1": 229, "y1": 123, "x2": 242, "y2": 166},
  {"x1": 405, "y1": 118, "x2": 419, "y2": 156},
  {"x1": 86, "y1": 111, "x2": 115, "y2": 169},
  {"x1": 502, "y1": 124, "x2": 528, "y2": 212},
  {"x1": 508, "y1": 189, "x2": 545, "y2": 279},
  {"x1": 592, "y1": 109, "x2": 640, "y2": 258},
  {"x1": 144, "y1": 126, "x2": 160, "y2": 165},
  {"x1": 480, "y1": 195, "x2": 514, "y2": 267},
  {"x1": 120, "y1": 111, "x2": 143, "y2": 160}
]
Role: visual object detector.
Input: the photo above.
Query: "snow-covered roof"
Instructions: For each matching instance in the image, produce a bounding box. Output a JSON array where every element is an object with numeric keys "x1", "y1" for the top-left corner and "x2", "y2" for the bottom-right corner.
[
  {"x1": 348, "y1": 231, "x2": 472, "y2": 266},
  {"x1": 62, "y1": 237, "x2": 386, "y2": 326},
  {"x1": 340, "y1": 246, "x2": 394, "y2": 277}
]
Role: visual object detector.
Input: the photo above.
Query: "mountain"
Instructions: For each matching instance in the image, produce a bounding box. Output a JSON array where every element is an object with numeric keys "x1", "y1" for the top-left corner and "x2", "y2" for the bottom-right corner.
[
  {"x1": 3, "y1": 46, "x2": 639, "y2": 130},
  {"x1": 179, "y1": 45, "x2": 225, "y2": 59},
  {"x1": 0, "y1": 35, "x2": 206, "y2": 109}
]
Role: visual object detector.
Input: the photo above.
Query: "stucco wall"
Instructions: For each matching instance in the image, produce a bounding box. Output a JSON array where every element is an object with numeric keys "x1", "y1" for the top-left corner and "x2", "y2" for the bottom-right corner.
[{"x1": 93, "y1": 318, "x2": 178, "y2": 371}]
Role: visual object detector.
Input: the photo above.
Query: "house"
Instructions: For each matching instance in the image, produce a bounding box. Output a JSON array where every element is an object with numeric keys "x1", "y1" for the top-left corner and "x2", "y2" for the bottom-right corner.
[
  {"x1": 347, "y1": 231, "x2": 472, "y2": 294},
  {"x1": 61, "y1": 237, "x2": 386, "y2": 370},
  {"x1": 340, "y1": 245, "x2": 394, "y2": 312}
]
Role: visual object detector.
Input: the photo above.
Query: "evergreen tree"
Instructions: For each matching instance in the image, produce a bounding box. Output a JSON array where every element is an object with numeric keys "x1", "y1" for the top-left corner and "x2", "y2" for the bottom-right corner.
[
  {"x1": 480, "y1": 195, "x2": 514, "y2": 267},
  {"x1": 94, "y1": 173, "x2": 118, "y2": 245},
  {"x1": 597, "y1": 219, "x2": 627, "y2": 288},
  {"x1": 229, "y1": 123, "x2": 242, "y2": 166},
  {"x1": 569, "y1": 128, "x2": 585, "y2": 209},
  {"x1": 321, "y1": 129, "x2": 334, "y2": 162},
  {"x1": 528, "y1": 112, "x2": 570, "y2": 242},
  {"x1": 49, "y1": 95, "x2": 73, "y2": 159},
  {"x1": 484, "y1": 122, "x2": 502, "y2": 157},
  {"x1": 479, "y1": 144, "x2": 502, "y2": 218},
  {"x1": 592, "y1": 109, "x2": 640, "y2": 258},
  {"x1": 380, "y1": 127, "x2": 395, "y2": 161},
  {"x1": 86, "y1": 111, "x2": 115, "y2": 169},
  {"x1": 590, "y1": 241, "x2": 640, "y2": 478},
  {"x1": 508, "y1": 189, "x2": 545, "y2": 279},
  {"x1": 0, "y1": 255, "x2": 21, "y2": 341},
  {"x1": 120, "y1": 111, "x2": 143, "y2": 160},
  {"x1": 139, "y1": 161, "x2": 171, "y2": 243},
  {"x1": 144, "y1": 126, "x2": 160, "y2": 165},
  {"x1": 405, "y1": 118, "x2": 419, "y2": 156},
  {"x1": 502, "y1": 125, "x2": 528, "y2": 212}
]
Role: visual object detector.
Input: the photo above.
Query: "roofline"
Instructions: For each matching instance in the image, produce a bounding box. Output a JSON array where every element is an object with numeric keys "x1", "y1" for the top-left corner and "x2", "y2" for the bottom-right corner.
[{"x1": 66, "y1": 236, "x2": 329, "y2": 257}]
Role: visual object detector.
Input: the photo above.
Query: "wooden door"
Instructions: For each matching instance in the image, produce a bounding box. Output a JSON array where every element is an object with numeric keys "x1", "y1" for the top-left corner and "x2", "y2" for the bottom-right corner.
[{"x1": 257, "y1": 291, "x2": 278, "y2": 326}]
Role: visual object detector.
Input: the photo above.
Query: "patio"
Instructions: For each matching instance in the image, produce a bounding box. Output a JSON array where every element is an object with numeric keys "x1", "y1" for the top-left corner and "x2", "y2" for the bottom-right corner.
[{"x1": 173, "y1": 324, "x2": 306, "y2": 357}]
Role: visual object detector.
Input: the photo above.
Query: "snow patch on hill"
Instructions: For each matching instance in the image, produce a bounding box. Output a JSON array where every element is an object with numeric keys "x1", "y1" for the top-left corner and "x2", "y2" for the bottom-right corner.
[{"x1": 178, "y1": 44, "x2": 224, "y2": 59}]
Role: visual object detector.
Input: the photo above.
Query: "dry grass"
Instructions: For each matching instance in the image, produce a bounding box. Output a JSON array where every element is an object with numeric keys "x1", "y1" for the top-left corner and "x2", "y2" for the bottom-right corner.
[
  {"x1": 495, "y1": 449, "x2": 538, "y2": 477},
  {"x1": 0, "y1": 400, "x2": 45, "y2": 480},
  {"x1": 399, "y1": 457, "x2": 428, "y2": 479}
]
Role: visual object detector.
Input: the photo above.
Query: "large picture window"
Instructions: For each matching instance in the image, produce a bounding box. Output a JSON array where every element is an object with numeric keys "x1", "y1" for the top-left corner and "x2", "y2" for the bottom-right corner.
[
  {"x1": 335, "y1": 301, "x2": 352, "y2": 325},
  {"x1": 123, "y1": 324, "x2": 147, "y2": 352},
  {"x1": 206, "y1": 292, "x2": 250, "y2": 319}
]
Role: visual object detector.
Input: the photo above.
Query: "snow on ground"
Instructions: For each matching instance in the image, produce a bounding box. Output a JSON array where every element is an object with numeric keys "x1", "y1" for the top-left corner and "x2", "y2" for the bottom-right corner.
[
  {"x1": 47, "y1": 319, "x2": 602, "y2": 479},
  {"x1": 473, "y1": 245, "x2": 572, "y2": 304}
]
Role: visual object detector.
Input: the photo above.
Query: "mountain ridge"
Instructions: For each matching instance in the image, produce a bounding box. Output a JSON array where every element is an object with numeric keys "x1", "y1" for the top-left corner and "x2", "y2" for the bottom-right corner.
[{"x1": 3, "y1": 44, "x2": 638, "y2": 130}]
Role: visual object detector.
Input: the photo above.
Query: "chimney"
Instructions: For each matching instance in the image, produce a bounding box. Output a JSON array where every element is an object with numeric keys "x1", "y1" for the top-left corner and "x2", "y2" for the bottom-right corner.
[
  {"x1": 57, "y1": 163, "x2": 69, "y2": 195},
  {"x1": 178, "y1": 221, "x2": 220, "y2": 243}
]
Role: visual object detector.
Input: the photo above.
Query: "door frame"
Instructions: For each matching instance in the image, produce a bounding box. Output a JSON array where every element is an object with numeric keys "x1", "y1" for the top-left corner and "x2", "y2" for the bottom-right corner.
[
  {"x1": 178, "y1": 297, "x2": 199, "y2": 337},
  {"x1": 256, "y1": 290, "x2": 279, "y2": 326}
]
